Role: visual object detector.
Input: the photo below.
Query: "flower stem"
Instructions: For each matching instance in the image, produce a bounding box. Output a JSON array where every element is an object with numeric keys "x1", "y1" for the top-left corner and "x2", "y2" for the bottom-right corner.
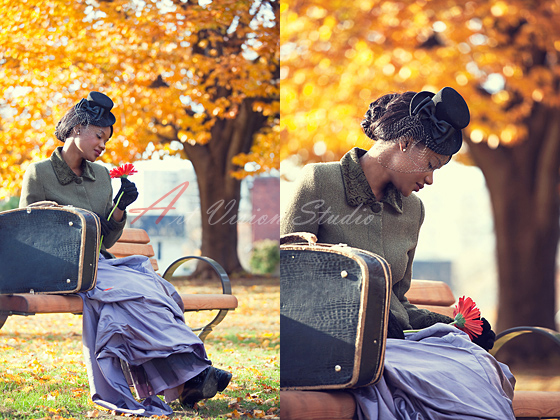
[
  {"x1": 99, "y1": 191, "x2": 124, "y2": 254},
  {"x1": 108, "y1": 191, "x2": 124, "y2": 221},
  {"x1": 404, "y1": 320, "x2": 457, "y2": 335}
]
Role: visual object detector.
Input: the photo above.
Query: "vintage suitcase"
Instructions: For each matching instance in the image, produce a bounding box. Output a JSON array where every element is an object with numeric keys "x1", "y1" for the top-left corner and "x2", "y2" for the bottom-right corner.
[
  {"x1": 280, "y1": 232, "x2": 391, "y2": 390},
  {"x1": 0, "y1": 204, "x2": 100, "y2": 294}
]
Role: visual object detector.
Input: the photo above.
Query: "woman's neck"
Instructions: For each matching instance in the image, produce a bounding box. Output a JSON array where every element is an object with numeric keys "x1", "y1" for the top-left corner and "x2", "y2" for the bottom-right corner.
[
  {"x1": 60, "y1": 144, "x2": 84, "y2": 176},
  {"x1": 359, "y1": 151, "x2": 390, "y2": 201}
]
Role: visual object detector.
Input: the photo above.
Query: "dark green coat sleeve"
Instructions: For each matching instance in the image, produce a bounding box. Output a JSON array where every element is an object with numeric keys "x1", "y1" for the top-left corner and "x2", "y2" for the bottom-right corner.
[
  {"x1": 19, "y1": 163, "x2": 47, "y2": 207},
  {"x1": 281, "y1": 164, "x2": 322, "y2": 237}
]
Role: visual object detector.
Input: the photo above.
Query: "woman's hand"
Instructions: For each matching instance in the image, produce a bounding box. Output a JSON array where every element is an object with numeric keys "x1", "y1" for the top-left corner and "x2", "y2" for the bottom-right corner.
[
  {"x1": 472, "y1": 317, "x2": 496, "y2": 351},
  {"x1": 115, "y1": 178, "x2": 139, "y2": 210},
  {"x1": 95, "y1": 213, "x2": 120, "y2": 237}
]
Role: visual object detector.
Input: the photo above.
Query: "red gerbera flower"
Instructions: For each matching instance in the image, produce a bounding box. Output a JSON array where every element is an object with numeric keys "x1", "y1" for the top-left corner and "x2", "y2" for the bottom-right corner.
[
  {"x1": 110, "y1": 163, "x2": 138, "y2": 179},
  {"x1": 452, "y1": 296, "x2": 484, "y2": 340}
]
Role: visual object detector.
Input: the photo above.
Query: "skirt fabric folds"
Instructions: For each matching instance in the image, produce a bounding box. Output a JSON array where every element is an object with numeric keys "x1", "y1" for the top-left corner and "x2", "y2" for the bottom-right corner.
[
  {"x1": 80, "y1": 255, "x2": 211, "y2": 416},
  {"x1": 351, "y1": 324, "x2": 516, "y2": 420}
]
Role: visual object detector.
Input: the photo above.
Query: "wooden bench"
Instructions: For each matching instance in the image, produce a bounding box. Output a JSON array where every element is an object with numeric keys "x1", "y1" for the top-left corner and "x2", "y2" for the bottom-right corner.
[
  {"x1": 281, "y1": 279, "x2": 560, "y2": 420},
  {"x1": 0, "y1": 228, "x2": 238, "y2": 341}
]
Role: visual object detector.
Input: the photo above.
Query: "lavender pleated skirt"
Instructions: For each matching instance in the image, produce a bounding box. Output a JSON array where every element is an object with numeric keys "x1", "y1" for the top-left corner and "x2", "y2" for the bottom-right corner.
[{"x1": 80, "y1": 255, "x2": 211, "y2": 416}]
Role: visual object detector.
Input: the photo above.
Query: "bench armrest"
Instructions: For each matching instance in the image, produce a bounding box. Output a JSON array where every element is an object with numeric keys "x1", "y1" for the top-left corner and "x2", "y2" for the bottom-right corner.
[
  {"x1": 489, "y1": 326, "x2": 560, "y2": 357},
  {"x1": 163, "y1": 256, "x2": 231, "y2": 294},
  {"x1": 162, "y1": 256, "x2": 233, "y2": 341}
]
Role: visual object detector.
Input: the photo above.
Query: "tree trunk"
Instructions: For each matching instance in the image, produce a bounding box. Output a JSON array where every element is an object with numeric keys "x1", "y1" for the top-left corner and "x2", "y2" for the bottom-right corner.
[
  {"x1": 193, "y1": 161, "x2": 244, "y2": 277},
  {"x1": 466, "y1": 104, "x2": 560, "y2": 361},
  {"x1": 183, "y1": 99, "x2": 267, "y2": 277}
]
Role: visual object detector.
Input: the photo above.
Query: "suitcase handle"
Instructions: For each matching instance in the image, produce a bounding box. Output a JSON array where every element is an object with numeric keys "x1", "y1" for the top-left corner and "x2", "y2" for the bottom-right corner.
[
  {"x1": 280, "y1": 232, "x2": 318, "y2": 246},
  {"x1": 26, "y1": 201, "x2": 61, "y2": 208}
]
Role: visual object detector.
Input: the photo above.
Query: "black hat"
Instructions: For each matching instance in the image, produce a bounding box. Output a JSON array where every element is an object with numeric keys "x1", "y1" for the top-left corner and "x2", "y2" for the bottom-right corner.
[
  {"x1": 410, "y1": 87, "x2": 470, "y2": 155},
  {"x1": 74, "y1": 91, "x2": 116, "y2": 127}
]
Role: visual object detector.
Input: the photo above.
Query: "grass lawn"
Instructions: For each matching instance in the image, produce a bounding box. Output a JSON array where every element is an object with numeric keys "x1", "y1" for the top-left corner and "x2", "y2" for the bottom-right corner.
[{"x1": 0, "y1": 276, "x2": 280, "y2": 420}]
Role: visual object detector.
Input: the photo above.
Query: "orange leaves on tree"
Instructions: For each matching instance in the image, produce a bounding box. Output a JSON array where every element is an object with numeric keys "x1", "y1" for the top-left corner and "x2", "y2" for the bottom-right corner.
[
  {"x1": 280, "y1": 0, "x2": 560, "y2": 166},
  {"x1": 0, "y1": 0, "x2": 278, "y2": 199}
]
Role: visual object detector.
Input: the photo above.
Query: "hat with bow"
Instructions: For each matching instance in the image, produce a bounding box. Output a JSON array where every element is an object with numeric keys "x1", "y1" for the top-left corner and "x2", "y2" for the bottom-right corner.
[
  {"x1": 409, "y1": 87, "x2": 470, "y2": 156},
  {"x1": 74, "y1": 91, "x2": 116, "y2": 128}
]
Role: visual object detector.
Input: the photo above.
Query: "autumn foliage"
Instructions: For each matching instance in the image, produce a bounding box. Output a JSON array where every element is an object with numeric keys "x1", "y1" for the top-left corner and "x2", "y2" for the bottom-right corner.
[
  {"x1": 281, "y1": 0, "x2": 560, "y2": 162},
  {"x1": 0, "y1": 0, "x2": 279, "y2": 199}
]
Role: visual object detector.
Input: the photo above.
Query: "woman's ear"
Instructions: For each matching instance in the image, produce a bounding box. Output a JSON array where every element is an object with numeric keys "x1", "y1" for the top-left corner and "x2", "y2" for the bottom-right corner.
[
  {"x1": 399, "y1": 139, "x2": 409, "y2": 152},
  {"x1": 73, "y1": 125, "x2": 81, "y2": 136}
]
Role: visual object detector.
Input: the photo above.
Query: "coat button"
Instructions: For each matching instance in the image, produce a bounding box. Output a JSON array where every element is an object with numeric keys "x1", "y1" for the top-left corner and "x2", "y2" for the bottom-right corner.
[
  {"x1": 75, "y1": 177, "x2": 83, "y2": 184},
  {"x1": 371, "y1": 203, "x2": 382, "y2": 213}
]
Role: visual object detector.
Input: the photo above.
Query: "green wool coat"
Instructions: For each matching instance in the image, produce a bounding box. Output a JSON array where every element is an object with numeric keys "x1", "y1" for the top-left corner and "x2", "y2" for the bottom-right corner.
[
  {"x1": 281, "y1": 148, "x2": 452, "y2": 330},
  {"x1": 19, "y1": 147, "x2": 127, "y2": 258}
]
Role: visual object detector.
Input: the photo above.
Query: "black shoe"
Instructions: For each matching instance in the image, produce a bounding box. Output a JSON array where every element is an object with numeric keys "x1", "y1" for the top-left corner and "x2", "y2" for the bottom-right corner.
[
  {"x1": 214, "y1": 367, "x2": 232, "y2": 392},
  {"x1": 180, "y1": 366, "x2": 219, "y2": 407}
]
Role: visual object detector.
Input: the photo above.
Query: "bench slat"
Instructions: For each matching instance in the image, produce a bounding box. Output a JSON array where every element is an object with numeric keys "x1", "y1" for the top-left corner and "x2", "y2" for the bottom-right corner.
[
  {"x1": 407, "y1": 280, "x2": 455, "y2": 306},
  {"x1": 0, "y1": 293, "x2": 237, "y2": 314},
  {"x1": 512, "y1": 391, "x2": 560, "y2": 417},
  {"x1": 280, "y1": 390, "x2": 355, "y2": 420},
  {"x1": 0, "y1": 294, "x2": 82, "y2": 314},
  {"x1": 108, "y1": 242, "x2": 155, "y2": 258},
  {"x1": 182, "y1": 294, "x2": 238, "y2": 311},
  {"x1": 280, "y1": 390, "x2": 560, "y2": 420},
  {"x1": 116, "y1": 228, "x2": 151, "y2": 244},
  {"x1": 415, "y1": 304, "x2": 454, "y2": 318}
]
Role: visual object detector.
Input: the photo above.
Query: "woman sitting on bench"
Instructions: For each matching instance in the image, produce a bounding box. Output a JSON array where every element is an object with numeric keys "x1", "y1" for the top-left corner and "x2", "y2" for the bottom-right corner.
[
  {"x1": 19, "y1": 91, "x2": 231, "y2": 416},
  {"x1": 281, "y1": 87, "x2": 516, "y2": 419}
]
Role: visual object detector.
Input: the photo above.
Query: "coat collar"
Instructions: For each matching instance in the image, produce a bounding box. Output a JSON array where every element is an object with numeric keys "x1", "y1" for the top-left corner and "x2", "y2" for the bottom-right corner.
[
  {"x1": 50, "y1": 147, "x2": 97, "y2": 185},
  {"x1": 340, "y1": 147, "x2": 403, "y2": 214}
]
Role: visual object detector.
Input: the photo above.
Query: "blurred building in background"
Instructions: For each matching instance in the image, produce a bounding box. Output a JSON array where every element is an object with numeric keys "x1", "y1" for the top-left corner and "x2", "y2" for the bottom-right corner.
[{"x1": 251, "y1": 176, "x2": 281, "y2": 243}]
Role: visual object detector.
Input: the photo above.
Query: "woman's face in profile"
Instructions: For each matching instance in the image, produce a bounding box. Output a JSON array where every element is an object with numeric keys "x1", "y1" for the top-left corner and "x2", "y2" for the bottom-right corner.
[
  {"x1": 388, "y1": 142, "x2": 450, "y2": 197},
  {"x1": 74, "y1": 124, "x2": 112, "y2": 162}
]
